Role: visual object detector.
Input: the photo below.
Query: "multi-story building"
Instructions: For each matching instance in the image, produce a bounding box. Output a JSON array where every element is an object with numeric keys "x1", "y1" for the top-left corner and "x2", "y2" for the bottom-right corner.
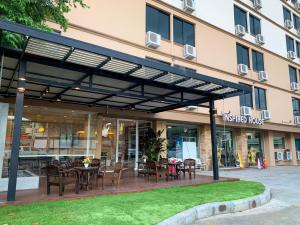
[{"x1": 1, "y1": 0, "x2": 300, "y2": 193}]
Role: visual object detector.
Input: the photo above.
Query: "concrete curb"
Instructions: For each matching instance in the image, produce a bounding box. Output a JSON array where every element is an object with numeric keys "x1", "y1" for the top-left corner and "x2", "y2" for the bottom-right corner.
[{"x1": 157, "y1": 185, "x2": 271, "y2": 225}]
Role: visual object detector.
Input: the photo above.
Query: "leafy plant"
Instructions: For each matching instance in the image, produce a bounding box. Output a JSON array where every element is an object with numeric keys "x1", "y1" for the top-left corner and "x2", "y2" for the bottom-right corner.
[
  {"x1": 140, "y1": 128, "x2": 166, "y2": 162},
  {"x1": 0, "y1": 0, "x2": 88, "y2": 48}
]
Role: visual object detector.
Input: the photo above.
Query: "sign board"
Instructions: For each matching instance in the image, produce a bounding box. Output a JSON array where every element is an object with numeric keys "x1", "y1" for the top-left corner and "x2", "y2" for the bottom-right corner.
[{"x1": 222, "y1": 113, "x2": 264, "y2": 126}]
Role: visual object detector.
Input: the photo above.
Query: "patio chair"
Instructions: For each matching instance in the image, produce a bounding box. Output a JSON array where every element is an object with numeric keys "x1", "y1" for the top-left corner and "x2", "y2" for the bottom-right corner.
[
  {"x1": 91, "y1": 158, "x2": 101, "y2": 167},
  {"x1": 96, "y1": 165, "x2": 106, "y2": 190},
  {"x1": 112, "y1": 162, "x2": 123, "y2": 188},
  {"x1": 146, "y1": 160, "x2": 169, "y2": 182},
  {"x1": 72, "y1": 159, "x2": 83, "y2": 167},
  {"x1": 45, "y1": 165, "x2": 75, "y2": 196},
  {"x1": 181, "y1": 159, "x2": 196, "y2": 179}
]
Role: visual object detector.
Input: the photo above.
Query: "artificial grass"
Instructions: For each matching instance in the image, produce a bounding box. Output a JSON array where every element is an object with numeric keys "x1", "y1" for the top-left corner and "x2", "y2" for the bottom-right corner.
[{"x1": 0, "y1": 181, "x2": 264, "y2": 225}]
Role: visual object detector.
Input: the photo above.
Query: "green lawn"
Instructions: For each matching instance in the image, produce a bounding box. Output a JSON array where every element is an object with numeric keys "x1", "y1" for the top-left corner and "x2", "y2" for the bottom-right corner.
[{"x1": 0, "y1": 181, "x2": 264, "y2": 225}]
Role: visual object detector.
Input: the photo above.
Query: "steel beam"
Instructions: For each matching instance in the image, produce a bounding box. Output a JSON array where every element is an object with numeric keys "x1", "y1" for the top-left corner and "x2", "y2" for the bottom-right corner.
[{"x1": 209, "y1": 99, "x2": 219, "y2": 180}]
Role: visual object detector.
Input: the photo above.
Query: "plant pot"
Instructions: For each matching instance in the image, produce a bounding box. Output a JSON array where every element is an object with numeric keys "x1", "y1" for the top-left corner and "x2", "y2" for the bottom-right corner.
[{"x1": 84, "y1": 163, "x2": 89, "y2": 168}]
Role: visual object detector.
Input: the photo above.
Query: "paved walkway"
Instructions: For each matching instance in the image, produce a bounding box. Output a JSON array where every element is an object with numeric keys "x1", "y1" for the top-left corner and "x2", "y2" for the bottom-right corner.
[{"x1": 195, "y1": 166, "x2": 300, "y2": 225}]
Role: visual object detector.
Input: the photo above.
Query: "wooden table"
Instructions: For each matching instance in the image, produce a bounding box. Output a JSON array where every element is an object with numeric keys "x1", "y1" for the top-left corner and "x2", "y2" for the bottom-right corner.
[{"x1": 74, "y1": 166, "x2": 99, "y2": 193}]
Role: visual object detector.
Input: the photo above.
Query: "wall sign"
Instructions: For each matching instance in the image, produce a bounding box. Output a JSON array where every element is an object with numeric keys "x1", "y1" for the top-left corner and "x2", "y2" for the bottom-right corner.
[{"x1": 222, "y1": 113, "x2": 264, "y2": 126}]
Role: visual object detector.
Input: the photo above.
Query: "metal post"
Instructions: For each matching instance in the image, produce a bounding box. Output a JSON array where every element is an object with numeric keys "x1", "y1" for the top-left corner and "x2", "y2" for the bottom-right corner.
[
  {"x1": 7, "y1": 60, "x2": 26, "y2": 201},
  {"x1": 209, "y1": 99, "x2": 219, "y2": 180}
]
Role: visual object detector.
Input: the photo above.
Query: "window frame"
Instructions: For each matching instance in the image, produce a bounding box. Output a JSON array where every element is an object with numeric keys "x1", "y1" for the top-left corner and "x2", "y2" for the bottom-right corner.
[
  {"x1": 239, "y1": 83, "x2": 253, "y2": 108},
  {"x1": 289, "y1": 65, "x2": 298, "y2": 83},
  {"x1": 286, "y1": 35, "x2": 295, "y2": 52},
  {"x1": 254, "y1": 87, "x2": 267, "y2": 110},
  {"x1": 236, "y1": 43, "x2": 250, "y2": 67},
  {"x1": 249, "y1": 14, "x2": 261, "y2": 36},
  {"x1": 252, "y1": 49, "x2": 264, "y2": 72},
  {"x1": 234, "y1": 5, "x2": 248, "y2": 31},
  {"x1": 292, "y1": 97, "x2": 300, "y2": 116},
  {"x1": 173, "y1": 16, "x2": 195, "y2": 46},
  {"x1": 283, "y1": 7, "x2": 292, "y2": 21}
]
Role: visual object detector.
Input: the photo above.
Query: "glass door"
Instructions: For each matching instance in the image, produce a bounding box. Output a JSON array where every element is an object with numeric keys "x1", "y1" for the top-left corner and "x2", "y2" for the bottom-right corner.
[{"x1": 116, "y1": 119, "x2": 138, "y2": 169}]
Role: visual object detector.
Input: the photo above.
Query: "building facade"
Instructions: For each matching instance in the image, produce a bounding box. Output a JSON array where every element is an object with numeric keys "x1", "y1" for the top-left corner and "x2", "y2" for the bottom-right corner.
[{"x1": 1, "y1": 0, "x2": 300, "y2": 190}]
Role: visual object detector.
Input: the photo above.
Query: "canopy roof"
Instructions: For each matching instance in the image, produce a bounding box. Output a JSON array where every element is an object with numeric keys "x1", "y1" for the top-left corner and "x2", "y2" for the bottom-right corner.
[{"x1": 0, "y1": 20, "x2": 251, "y2": 113}]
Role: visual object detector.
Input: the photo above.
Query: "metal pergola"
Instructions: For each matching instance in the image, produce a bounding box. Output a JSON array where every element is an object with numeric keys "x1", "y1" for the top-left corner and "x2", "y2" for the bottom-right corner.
[{"x1": 0, "y1": 20, "x2": 252, "y2": 201}]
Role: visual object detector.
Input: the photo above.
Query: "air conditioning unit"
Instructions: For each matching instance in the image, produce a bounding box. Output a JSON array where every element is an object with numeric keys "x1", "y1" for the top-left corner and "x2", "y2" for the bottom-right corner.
[
  {"x1": 184, "y1": 44, "x2": 196, "y2": 59},
  {"x1": 284, "y1": 150, "x2": 292, "y2": 160},
  {"x1": 255, "y1": 34, "x2": 265, "y2": 45},
  {"x1": 285, "y1": 19, "x2": 293, "y2": 29},
  {"x1": 291, "y1": 82, "x2": 299, "y2": 91},
  {"x1": 287, "y1": 51, "x2": 296, "y2": 60},
  {"x1": 294, "y1": 116, "x2": 300, "y2": 125},
  {"x1": 186, "y1": 105, "x2": 198, "y2": 111},
  {"x1": 146, "y1": 31, "x2": 161, "y2": 48},
  {"x1": 261, "y1": 110, "x2": 271, "y2": 120},
  {"x1": 235, "y1": 24, "x2": 246, "y2": 36},
  {"x1": 241, "y1": 106, "x2": 252, "y2": 116},
  {"x1": 297, "y1": 151, "x2": 300, "y2": 160},
  {"x1": 275, "y1": 152, "x2": 284, "y2": 161},
  {"x1": 258, "y1": 71, "x2": 268, "y2": 81},
  {"x1": 253, "y1": 0, "x2": 262, "y2": 10},
  {"x1": 183, "y1": 0, "x2": 195, "y2": 13},
  {"x1": 237, "y1": 64, "x2": 248, "y2": 75}
]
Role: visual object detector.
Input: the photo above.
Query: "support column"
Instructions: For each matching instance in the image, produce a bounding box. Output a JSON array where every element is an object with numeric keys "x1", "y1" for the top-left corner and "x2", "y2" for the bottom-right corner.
[
  {"x1": 234, "y1": 128, "x2": 248, "y2": 168},
  {"x1": 153, "y1": 120, "x2": 167, "y2": 158},
  {"x1": 263, "y1": 131, "x2": 275, "y2": 167},
  {"x1": 199, "y1": 125, "x2": 212, "y2": 170},
  {"x1": 95, "y1": 114, "x2": 103, "y2": 159},
  {"x1": 7, "y1": 60, "x2": 26, "y2": 202},
  {"x1": 286, "y1": 133, "x2": 297, "y2": 165},
  {"x1": 209, "y1": 99, "x2": 219, "y2": 180}
]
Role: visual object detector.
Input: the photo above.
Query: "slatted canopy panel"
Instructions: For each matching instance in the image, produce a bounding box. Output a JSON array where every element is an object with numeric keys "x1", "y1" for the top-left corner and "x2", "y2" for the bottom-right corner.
[{"x1": 0, "y1": 20, "x2": 251, "y2": 113}]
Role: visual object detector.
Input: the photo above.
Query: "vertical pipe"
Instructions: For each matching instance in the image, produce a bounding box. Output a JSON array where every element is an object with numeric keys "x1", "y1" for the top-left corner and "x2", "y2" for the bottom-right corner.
[
  {"x1": 209, "y1": 99, "x2": 219, "y2": 180},
  {"x1": 7, "y1": 60, "x2": 26, "y2": 201}
]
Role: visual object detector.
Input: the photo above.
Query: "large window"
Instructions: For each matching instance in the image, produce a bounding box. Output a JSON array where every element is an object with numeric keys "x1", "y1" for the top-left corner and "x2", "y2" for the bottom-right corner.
[
  {"x1": 249, "y1": 14, "x2": 261, "y2": 35},
  {"x1": 289, "y1": 66, "x2": 297, "y2": 83},
  {"x1": 146, "y1": 5, "x2": 170, "y2": 39},
  {"x1": 273, "y1": 136, "x2": 285, "y2": 149},
  {"x1": 234, "y1": 6, "x2": 248, "y2": 31},
  {"x1": 283, "y1": 7, "x2": 292, "y2": 21},
  {"x1": 236, "y1": 44, "x2": 250, "y2": 67},
  {"x1": 292, "y1": 97, "x2": 300, "y2": 116},
  {"x1": 252, "y1": 50, "x2": 264, "y2": 71},
  {"x1": 286, "y1": 35, "x2": 295, "y2": 52},
  {"x1": 294, "y1": 14, "x2": 300, "y2": 29},
  {"x1": 254, "y1": 87, "x2": 267, "y2": 110},
  {"x1": 173, "y1": 17, "x2": 195, "y2": 46},
  {"x1": 295, "y1": 138, "x2": 300, "y2": 151},
  {"x1": 239, "y1": 83, "x2": 253, "y2": 107}
]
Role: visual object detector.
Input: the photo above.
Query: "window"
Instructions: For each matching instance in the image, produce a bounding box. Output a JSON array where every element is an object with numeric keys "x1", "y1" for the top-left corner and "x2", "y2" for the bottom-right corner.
[
  {"x1": 283, "y1": 7, "x2": 292, "y2": 21},
  {"x1": 239, "y1": 83, "x2": 253, "y2": 107},
  {"x1": 286, "y1": 35, "x2": 295, "y2": 52},
  {"x1": 289, "y1": 66, "x2": 297, "y2": 83},
  {"x1": 292, "y1": 98, "x2": 300, "y2": 116},
  {"x1": 249, "y1": 14, "x2": 261, "y2": 35},
  {"x1": 146, "y1": 5, "x2": 170, "y2": 39},
  {"x1": 173, "y1": 17, "x2": 195, "y2": 46},
  {"x1": 234, "y1": 6, "x2": 248, "y2": 31},
  {"x1": 252, "y1": 50, "x2": 264, "y2": 71},
  {"x1": 294, "y1": 14, "x2": 300, "y2": 29},
  {"x1": 295, "y1": 138, "x2": 300, "y2": 151},
  {"x1": 236, "y1": 44, "x2": 250, "y2": 67},
  {"x1": 254, "y1": 87, "x2": 267, "y2": 110},
  {"x1": 273, "y1": 136, "x2": 285, "y2": 149}
]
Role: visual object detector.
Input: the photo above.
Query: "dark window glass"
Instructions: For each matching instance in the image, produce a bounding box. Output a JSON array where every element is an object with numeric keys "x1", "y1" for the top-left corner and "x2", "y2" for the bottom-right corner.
[
  {"x1": 292, "y1": 98, "x2": 300, "y2": 116},
  {"x1": 295, "y1": 138, "x2": 300, "y2": 151},
  {"x1": 294, "y1": 14, "x2": 300, "y2": 29},
  {"x1": 146, "y1": 5, "x2": 170, "y2": 39},
  {"x1": 289, "y1": 66, "x2": 297, "y2": 83},
  {"x1": 236, "y1": 44, "x2": 249, "y2": 67},
  {"x1": 286, "y1": 35, "x2": 295, "y2": 52},
  {"x1": 296, "y1": 41, "x2": 300, "y2": 58},
  {"x1": 249, "y1": 14, "x2": 261, "y2": 35},
  {"x1": 173, "y1": 17, "x2": 195, "y2": 46},
  {"x1": 254, "y1": 87, "x2": 267, "y2": 110},
  {"x1": 234, "y1": 6, "x2": 248, "y2": 31},
  {"x1": 252, "y1": 50, "x2": 264, "y2": 71},
  {"x1": 283, "y1": 7, "x2": 292, "y2": 21},
  {"x1": 239, "y1": 83, "x2": 253, "y2": 107}
]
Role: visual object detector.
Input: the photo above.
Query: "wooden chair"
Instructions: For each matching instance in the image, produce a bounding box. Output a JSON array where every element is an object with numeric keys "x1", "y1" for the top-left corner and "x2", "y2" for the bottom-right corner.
[
  {"x1": 146, "y1": 160, "x2": 169, "y2": 182},
  {"x1": 91, "y1": 158, "x2": 101, "y2": 167},
  {"x1": 112, "y1": 162, "x2": 123, "y2": 188},
  {"x1": 45, "y1": 165, "x2": 75, "y2": 196},
  {"x1": 72, "y1": 159, "x2": 83, "y2": 167},
  {"x1": 181, "y1": 159, "x2": 196, "y2": 179}
]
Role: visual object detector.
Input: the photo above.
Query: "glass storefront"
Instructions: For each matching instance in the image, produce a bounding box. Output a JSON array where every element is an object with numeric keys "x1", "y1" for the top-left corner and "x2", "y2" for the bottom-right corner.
[
  {"x1": 167, "y1": 124, "x2": 199, "y2": 160},
  {"x1": 247, "y1": 131, "x2": 264, "y2": 166},
  {"x1": 273, "y1": 136, "x2": 286, "y2": 150}
]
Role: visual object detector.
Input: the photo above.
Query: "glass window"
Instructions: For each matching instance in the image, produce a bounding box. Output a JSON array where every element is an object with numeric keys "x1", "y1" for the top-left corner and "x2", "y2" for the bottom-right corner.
[
  {"x1": 292, "y1": 98, "x2": 300, "y2": 116},
  {"x1": 247, "y1": 131, "x2": 264, "y2": 166},
  {"x1": 173, "y1": 17, "x2": 195, "y2": 46},
  {"x1": 236, "y1": 43, "x2": 250, "y2": 67},
  {"x1": 216, "y1": 129, "x2": 237, "y2": 168},
  {"x1": 252, "y1": 50, "x2": 264, "y2": 71},
  {"x1": 283, "y1": 7, "x2": 292, "y2": 21},
  {"x1": 294, "y1": 14, "x2": 300, "y2": 29},
  {"x1": 254, "y1": 87, "x2": 267, "y2": 110},
  {"x1": 289, "y1": 66, "x2": 297, "y2": 83},
  {"x1": 273, "y1": 136, "x2": 285, "y2": 149},
  {"x1": 146, "y1": 5, "x2": 170, "y2": 39},
  {"x1": 296, "y1": 41, "x2": 300, "y2": 58},
  {"x1": 234, "y1": 5, "x2": 248, "y2": 31},
  {"x1": 295, "y1": 138, "x2": 300, "y2": 151},
  {"x1": 286, "y1": 35, "x2": 295, "y2": 52},
  {"x1": 249, "y1": 14, "x2": 261, "y2": 35},
  {"x1": 239, "y1": 83, "x2": 253, "y2": 107}
]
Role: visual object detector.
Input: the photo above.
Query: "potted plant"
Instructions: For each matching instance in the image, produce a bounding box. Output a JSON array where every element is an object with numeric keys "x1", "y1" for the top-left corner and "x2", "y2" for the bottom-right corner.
[
  {"x1": 140, "y1": 128, "x2": 166, "y2": 162},
  {"x1": 82, "y1": 157, "x2": 91, "y2": 168}
]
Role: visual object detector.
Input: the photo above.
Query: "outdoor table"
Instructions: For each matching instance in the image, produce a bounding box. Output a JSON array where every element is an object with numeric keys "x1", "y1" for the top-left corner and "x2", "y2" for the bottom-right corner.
[
  {"x1": 166, "y1": 162, "x2": 182, "y2": 179},
  {"x1": 74, "y1": 166, "x2": 99, "y2": 193}
]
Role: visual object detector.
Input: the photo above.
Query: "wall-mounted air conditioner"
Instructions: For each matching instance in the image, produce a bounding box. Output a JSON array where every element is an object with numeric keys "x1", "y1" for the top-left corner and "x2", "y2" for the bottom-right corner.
[
  {"x1": 238, "y1": 64, "x2": 248, "y2": 75},
  {"x1": 258, "y1": 71, "x2": 268, "y2": 81},
  {"x1": 255, "y1": 34, "x2": 265, "y2": 45},
  {"x1": 284, "y1": 150, "x2": 292, "y2": 161},
  {"x1": 241, "y1": 106, "x2": 252, "y2": 116},
  {"x1": 285, "y1": 19, "x2": 293, "y2": 29},
  {"x1": 183, "y1": 0, "x2": 195, "y2": 13},
  {"x1": 186, "y1": 105, "x2": 198, "y2": 111},
  {"x1": 261, "y1": 110, "x2": 271, "y2": 120},
  {"x1": 291, "y1": 82, "x2": 299, "y2": 91},
  {"x1": 235, "y1": 24, "x2": 246, "y2": 36},
  {"x1": 294, "y1": 116, "x2": 300, "y2": 125},
  {"x1": 275, "y1": 151, "x2": 284, "y2": 161},
  {"x1": 297, "y1": 151, "x2": 300, "y2": 160},
  {"x1": 146, "y1": 31, "x2": 161, "y2": 49},
  {"x1": 253, "y1": 0, "x2": 262, "y2": 10},
  {"x1": 287, "y1": 51, "x2": 297, "y2": 60},
  {"x1": 184, "y1": 44, "x2": 196, "y2": 59}
]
